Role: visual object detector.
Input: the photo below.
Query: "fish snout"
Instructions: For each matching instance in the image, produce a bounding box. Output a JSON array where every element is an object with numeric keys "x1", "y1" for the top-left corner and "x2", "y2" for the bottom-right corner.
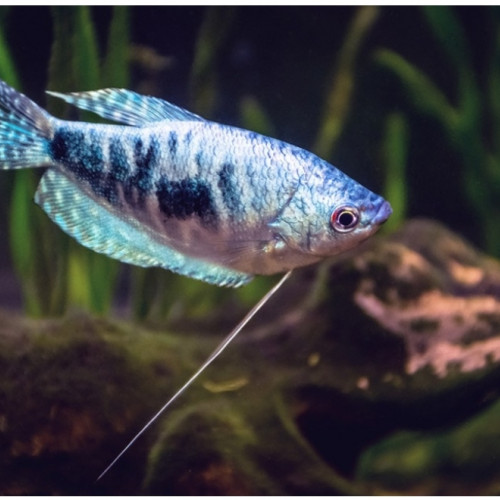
[{"x1": 373, "y1": 200, "x2": 392, "y2": 225}]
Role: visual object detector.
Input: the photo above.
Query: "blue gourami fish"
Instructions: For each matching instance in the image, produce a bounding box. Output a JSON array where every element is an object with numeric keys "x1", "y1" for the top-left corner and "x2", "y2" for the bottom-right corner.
[
  {"x1": 0, "y1": 80, "x2": 391, "y2": 286},
  {"x1": 0, "y1": 80, "x2": 392, "y2": 478}
]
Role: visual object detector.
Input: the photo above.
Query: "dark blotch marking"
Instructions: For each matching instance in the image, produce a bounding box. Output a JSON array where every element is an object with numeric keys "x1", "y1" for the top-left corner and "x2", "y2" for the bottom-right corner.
[
  {"x1": 168, "y1": 131, "x2": 178, "y2": 157},
  {"x1": 51, "y1": 128, "x2": 104, "y2": 175},
  {"x1": 156, "y1": 176, "x2": 217, "y2": 226},
  {"x1": 109, "y1": 137, "x2": 133, "y2": 205},
  {"x1": 133, "y1": 137, "x2": 158, "y2": 188},
  {"x1": 195, "y1": 151, "x2": 203, "y2": 168},
  {"x1": 109, "y1": 137, "x2": 129, "y2": 182},
  {"x1": 183, "y1": 130, "x2": 193, "y2": 146},
  {"x1": 99, "y1": 173, "x2": 119, "y2": 205},
  {"x1": 218, "y1": 162, "x2": 243, "y2": 217},
  {"x1": 50, "y1": 127, "x2": 114, "y2": 202},
  {"x1": 50, "y1": 128, "x2": 71, "y2": 163},
  {"x1": 126, "y1": 135, "x2": 160, "y2": 205},
  {"x1": 195, "y1": 151, "x2": 206, "y2": 176}
]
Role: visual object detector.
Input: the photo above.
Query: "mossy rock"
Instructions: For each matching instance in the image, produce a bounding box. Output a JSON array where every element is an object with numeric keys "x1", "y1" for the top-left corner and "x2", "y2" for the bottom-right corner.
[
  {"x1": 356, "y1": 397, "x2": 500, "y2": 494},
  {"x1": 2, "y1": 218, "x2": 500, "y2": 494}
]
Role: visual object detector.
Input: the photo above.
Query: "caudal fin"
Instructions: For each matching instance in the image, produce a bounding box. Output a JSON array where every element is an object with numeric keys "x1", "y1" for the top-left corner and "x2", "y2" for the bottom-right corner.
[{"x1": 0, "y1": 80, "x2": 53, "y2": 170}]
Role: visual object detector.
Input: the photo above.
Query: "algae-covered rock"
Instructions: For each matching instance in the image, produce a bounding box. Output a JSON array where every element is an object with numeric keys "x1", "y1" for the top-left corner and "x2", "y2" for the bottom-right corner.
[
  {"x1": 2, "y1": 218, "x2": 500, "y2": 494},
  {"x1": 357, "y1": 397, "x2": 500, "y2": 495}
]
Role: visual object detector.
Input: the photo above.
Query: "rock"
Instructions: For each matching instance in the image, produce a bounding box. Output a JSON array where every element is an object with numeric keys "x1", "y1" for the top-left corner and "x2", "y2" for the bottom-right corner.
[
  {"x1": 2, "y1": 218, "x2": 500, "y2": 494},
  {"x1": 356, "y1": 396, "x2": 500, "y2": 495}
]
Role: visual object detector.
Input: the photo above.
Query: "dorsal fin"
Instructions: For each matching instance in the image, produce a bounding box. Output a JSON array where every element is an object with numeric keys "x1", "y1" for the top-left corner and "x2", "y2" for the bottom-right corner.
[{"x1": 46, "y1": 88, "x2": 205, "y2": 127}]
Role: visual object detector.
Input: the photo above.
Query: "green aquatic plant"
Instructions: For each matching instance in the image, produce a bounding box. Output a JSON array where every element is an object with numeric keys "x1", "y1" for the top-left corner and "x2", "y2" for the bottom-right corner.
[
  {"x1": 0, "y1": 8, "x2": 52, "y2": 316},
  {"x1": 0, "y1": 9, "x2": 19, "y2": 90},
  {"x1": 313, "y1": 6, "x2": 380, "y2": 160},
  {"x1": 189, "y1": 7, "x2": 236, "y2": 117},
  {"x1": 375, "y1": 6, "x2": 500, "y2": 255},
  {"x1": 6, "y1": 6, "x2": 131, "y2": 316},
  {"x1": 382, "y1": 112, "x2": 409, "y2": 232},
  {"x1": 52, "y1": 6, "x2": 130, "y2": 315}
]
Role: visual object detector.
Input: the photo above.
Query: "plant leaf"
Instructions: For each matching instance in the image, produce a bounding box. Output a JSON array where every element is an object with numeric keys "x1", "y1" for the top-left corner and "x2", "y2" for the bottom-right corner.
[
  {"x1": 313, "y1": 6, "x2": 379, "y2": 159},
  {"x1": 374, "y1": 48, "x2": 458, "y2": 133},
  {"x1": 382, "y1": 112, "x2": 408, "y2": 232},
  {"x1": 102, "y1": 6, "x2": 130, "y2": 88}
]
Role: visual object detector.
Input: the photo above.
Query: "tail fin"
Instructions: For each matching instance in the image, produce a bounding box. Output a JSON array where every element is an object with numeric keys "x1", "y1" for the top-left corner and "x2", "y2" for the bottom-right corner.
[{"x1": 0, "y1": 80, "x2": 53, "y2": 170}]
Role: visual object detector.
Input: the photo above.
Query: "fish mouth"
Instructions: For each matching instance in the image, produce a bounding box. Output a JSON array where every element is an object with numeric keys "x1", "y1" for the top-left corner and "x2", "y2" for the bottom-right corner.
[{"x1": 373, "y1": 200, "x2": 393, "y2": 225}]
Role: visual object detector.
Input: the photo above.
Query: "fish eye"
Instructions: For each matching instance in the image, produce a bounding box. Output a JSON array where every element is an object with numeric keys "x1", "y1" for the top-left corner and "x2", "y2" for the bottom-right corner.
[{"x1": 330, "y1": 206, "x2": 360, "y2": 233}]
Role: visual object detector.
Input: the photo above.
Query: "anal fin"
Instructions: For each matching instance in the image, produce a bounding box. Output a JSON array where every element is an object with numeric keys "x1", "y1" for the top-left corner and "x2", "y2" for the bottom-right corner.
[{"x1": 34, "y1": 170, "x2": 253, "y2": 287}]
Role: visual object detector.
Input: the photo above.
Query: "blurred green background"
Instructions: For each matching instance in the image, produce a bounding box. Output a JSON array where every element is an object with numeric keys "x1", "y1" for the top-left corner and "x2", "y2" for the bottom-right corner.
[{"x1": 0, "y1": 5, "x2": 498, "y2": 319}]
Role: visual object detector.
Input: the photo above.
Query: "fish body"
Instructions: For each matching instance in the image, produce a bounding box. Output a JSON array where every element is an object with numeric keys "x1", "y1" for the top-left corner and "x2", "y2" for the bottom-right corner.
[{"x1": 0, "y1": 81, "x2": 392, "y2": 286}]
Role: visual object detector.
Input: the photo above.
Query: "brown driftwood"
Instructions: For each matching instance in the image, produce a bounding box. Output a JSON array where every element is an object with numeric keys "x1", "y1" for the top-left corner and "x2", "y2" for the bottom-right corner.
[{"x1": 2, "y1": 218, "x2": 500, "y2": 494}]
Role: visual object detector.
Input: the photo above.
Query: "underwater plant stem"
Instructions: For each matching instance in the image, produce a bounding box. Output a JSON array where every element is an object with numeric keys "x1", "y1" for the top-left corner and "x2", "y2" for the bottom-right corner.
[
  {"x1": 97, "y1": 270, "x2": 292, "y2": 481},
  {"x1": 189, "y1": 7, "x2": 236, "y2": 116},
  {"x1": 382, "y1": 112, "x2": 408, "y2": 232},
  {"x1": 313, "y1": 6, "x2": 379, "y2": 160}
]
